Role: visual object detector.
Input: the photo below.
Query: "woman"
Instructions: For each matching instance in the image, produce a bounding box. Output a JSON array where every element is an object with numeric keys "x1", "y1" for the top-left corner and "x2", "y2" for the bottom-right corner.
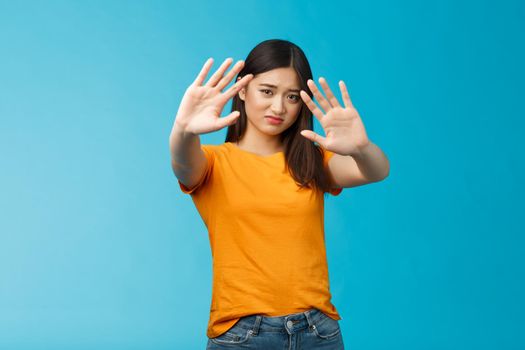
[{"x1": 169, "y1": 39, "x2": 389, "y2": 349}]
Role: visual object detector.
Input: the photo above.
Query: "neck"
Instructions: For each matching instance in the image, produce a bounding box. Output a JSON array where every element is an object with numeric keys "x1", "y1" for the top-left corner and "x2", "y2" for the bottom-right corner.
[{"x1": 236, "y1": 127, "x2": 283, "y2": 154}]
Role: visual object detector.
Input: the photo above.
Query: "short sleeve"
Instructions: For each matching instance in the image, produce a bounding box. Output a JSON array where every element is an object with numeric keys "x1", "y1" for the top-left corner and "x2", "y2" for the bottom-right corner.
[
  {"x1": 177, "y1": 144, "x2": 215, "y2": 195},
  {"x1": 322, "y1": 148, "x2": 343, "y2": 196}
]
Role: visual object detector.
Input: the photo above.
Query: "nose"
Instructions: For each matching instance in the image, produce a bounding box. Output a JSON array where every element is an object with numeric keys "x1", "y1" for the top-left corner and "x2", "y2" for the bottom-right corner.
[{"x1": 271, "y1": 95, "x2": 285, "y2": 115}]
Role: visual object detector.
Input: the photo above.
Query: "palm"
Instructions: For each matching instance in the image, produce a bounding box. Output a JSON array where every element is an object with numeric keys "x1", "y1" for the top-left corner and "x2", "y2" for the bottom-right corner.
[
  {"x1": 177, "y1": 85, "x2": 227, "y2": 135},
  {"x1": 320, "y1": 106, "x2": 369, "y2": 155},
  {"x1": 299, "y1": 77, "x2": 370, "y2": 156},
  {"x1": 174, "y1": 58, "x2": 253, "y2": 135}
]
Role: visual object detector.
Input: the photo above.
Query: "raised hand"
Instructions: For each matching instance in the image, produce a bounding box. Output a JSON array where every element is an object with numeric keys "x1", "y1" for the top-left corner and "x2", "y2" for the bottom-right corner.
[
  {"x1": 299, "y1": 77, "x2": 370, "y2": 157},
  {"x1": 174, "y1": 57, "x2": 253, "y2": 135}
]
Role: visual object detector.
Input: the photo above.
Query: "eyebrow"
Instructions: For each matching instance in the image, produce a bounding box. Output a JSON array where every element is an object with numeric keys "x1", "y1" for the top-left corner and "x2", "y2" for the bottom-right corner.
[{"x1": 258, "y1": 83, "x2": 301, "y2": 93}]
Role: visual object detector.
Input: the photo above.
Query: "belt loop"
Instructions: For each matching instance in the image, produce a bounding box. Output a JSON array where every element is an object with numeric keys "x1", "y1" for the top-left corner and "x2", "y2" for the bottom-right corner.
[
  {"x1": 250, "y1": 315, "x2": 262, "y2": 336},
  {"x1": 304, "y1": 308, "x2": 315, "y2": 328}
]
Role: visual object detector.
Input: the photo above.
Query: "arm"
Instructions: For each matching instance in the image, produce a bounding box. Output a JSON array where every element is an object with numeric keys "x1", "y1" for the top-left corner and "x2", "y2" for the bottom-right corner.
[
  {"x1": 169, "y1": 121, "x2": 207, "y2": 190},
  {"x1": 168, "y1": 57, "x2": 253, "y2": 190},
  {"x1": 328, "y1": 141, "x2": 390, "y2": 189},
  {"x1": 299, "y1": 77, "x2": 389, "y2": 188}
]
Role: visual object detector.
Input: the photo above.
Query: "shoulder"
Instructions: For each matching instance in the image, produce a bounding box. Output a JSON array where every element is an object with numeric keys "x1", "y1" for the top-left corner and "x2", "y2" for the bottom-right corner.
[
  {"x1": 315, "y1": 144, "x2": 336, "y2": 168},
  {"x1": 201, "y1": 143, "x2": 229, "y2": 158},
  {"x1": 315, "y1": 144, "x2": 343, "y2": 195}
]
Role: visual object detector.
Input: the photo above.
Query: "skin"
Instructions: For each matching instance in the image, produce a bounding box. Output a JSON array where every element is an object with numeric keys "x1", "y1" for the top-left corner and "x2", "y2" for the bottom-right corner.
[
  {"x1": 235, "y1": 67, "x2": 389, "y2": 185},
  {"x1": 236, "y1": 67, "x2": 303, "y2": 156},
  {"x1": 299, "y1": 77, "x2": 391, "y2": 184},
  {"x1": 172, "y1": 58, "x2": 253, "y2": 137},
  {"x1": 170, "y1": 57, "x2": 390, "y2": 191}
]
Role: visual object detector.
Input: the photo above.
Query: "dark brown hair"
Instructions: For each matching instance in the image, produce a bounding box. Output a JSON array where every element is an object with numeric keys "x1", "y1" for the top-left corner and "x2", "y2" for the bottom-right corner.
[{"x1": 225, "y1": 39, "x2": 333, "y2": 193}]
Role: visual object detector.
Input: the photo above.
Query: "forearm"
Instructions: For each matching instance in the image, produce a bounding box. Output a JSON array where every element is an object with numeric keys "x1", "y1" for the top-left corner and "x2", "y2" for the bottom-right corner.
[
  {"x1": 169, "y1": 121, "x2": 202, "y2": 170},
  {"x1": 352, "y1": 141, "x2": 390, "y2": 181}
]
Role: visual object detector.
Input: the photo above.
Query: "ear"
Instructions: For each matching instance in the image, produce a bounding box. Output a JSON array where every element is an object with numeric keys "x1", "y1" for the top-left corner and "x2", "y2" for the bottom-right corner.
[{"x1": 237, "y1": 76, "x2": 246, "y2": 101}]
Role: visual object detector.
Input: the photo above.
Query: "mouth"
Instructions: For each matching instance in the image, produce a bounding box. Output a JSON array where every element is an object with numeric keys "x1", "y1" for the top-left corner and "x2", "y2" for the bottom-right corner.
[{"x1": 265, "y1": 115, "x2": 284, "y2": 125}]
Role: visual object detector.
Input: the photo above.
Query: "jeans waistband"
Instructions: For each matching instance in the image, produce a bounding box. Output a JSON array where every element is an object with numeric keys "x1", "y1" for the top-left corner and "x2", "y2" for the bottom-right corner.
[{"x1": 233, "y1": 308, "x2": 325, "y2": 335}]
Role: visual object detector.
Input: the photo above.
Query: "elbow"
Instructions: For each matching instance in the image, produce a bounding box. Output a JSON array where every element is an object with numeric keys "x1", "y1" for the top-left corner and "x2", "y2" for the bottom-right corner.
[
  {"x1": 372, "y1": 164, "x2": 390, "y2": 183},
  {"x1": 380, "y1": 164, "x2": 390, "y2": 181}
]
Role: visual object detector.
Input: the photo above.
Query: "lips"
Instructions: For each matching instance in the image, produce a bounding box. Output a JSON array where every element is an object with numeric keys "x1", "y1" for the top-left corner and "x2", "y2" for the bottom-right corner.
[{"x1": 265, "y1": 115, "x2": 283, "y2": 121}]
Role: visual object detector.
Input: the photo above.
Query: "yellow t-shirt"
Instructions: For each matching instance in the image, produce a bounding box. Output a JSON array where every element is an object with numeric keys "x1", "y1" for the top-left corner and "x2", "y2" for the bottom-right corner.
[{"x1": 178, "y1": 141, "x2": 343, "y2": 338}]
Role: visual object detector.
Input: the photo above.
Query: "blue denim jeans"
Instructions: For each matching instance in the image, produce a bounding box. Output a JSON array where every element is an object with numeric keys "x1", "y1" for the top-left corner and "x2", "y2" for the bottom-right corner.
[{"x1": 206, "y1": 308, "x2": 344, "y2": 349}]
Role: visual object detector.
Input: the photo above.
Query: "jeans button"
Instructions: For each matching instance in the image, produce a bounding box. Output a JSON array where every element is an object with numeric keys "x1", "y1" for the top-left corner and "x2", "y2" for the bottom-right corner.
[{"x1": 286, "y1": 320, "x2": 294, "y2": 328}]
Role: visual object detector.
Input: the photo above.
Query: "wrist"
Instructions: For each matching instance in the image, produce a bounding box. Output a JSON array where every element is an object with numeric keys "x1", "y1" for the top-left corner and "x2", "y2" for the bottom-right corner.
[
  {"x1": 171, "y1": 119, "x2": 195, "y2": 138},
  {"x1": 352, "y1": 141, "x2": 373, "y2": 159}
]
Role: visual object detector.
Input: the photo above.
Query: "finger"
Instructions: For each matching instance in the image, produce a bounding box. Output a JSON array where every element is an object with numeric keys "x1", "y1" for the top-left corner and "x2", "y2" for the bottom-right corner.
[
  {"x1": 339, "y1": 80, "x2": 354, "y2": 109},
  {"x1": 215, "y1": 60, "x2": 245, "y2": 91},
  {"x1": 300, "y1": 90, "x2": 324, "y2": 122},
  {"x1": 205, "y1": 57, "x2": 235, "y2": 88},
  {"x1": 319, "y1": 77, "x2": 341, "y2": 108},
  {"x1": 215, "y1": 111, "x2": 241, "y2": 130},
  {"x1": 299, "y1": 129, "x2": 327, "y2": 148},
  {"x1": 307, "y1": 79, "x2": 332, "y2": 113},
  {"x1": 221, "y1": 73, "x2": 254, "y2": 102},
  {"x1": 193, "y1": 57, "x2": 214, "y2": 86}
]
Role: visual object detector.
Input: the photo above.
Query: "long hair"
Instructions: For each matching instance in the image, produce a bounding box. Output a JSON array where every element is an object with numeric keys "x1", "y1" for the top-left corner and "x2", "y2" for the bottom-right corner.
[{"x1": 225, "y1": 39, "x2": 333, "y2": 193}]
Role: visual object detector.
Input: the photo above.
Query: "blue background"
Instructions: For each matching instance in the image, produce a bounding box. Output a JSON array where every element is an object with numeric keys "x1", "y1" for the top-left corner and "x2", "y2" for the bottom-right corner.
[{"x1": 1, "y1": 0, "x2": 523, "y2": 349}]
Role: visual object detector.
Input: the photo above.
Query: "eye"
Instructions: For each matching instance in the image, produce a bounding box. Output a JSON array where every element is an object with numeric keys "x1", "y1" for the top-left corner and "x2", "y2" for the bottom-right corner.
[
  {"x1": 260, "y1": 89, "x2": 273, "y2": 95},
  {"x1": 289, "y1": 94, "x2": 300, "y2": 102}
]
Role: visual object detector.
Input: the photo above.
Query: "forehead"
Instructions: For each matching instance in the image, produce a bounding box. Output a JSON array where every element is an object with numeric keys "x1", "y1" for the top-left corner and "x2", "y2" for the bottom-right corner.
[{"x1": 252, "y1": 67, "x2": 300, "y2": 88}]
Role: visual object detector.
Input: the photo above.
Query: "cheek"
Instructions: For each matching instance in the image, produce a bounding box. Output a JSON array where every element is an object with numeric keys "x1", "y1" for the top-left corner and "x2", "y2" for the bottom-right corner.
[
  {"x1": 250, "y1": 97, "x2": 268, "y2": 110},
  {"x1": 244, "y1": 104, "x2": 267, "y2": 125},
  {"x1": 244, "y1": 94, "x2": 267, "y2": 114},
  {"x1": 284, "y1": 109, "x2": 301, "y2": 127},
  {"x1": 289, "y1": 104, "x2": 302, "y2": 119}
]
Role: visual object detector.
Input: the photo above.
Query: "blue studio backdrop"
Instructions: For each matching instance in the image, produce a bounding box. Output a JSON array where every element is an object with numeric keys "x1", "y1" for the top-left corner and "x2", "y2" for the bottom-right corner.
[{"x1": 1, "y1": 1, "x2": 523, "y2": 349}]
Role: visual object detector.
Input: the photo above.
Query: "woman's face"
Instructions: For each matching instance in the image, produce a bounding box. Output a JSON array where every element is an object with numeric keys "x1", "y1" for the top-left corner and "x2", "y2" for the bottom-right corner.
[{"x1": 238, "y1": 67, "x2": 303, "y2": 137}]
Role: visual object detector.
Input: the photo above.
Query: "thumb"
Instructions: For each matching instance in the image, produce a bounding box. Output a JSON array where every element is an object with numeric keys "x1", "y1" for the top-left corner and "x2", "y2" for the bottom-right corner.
[
  {"x1": 300, "y1": 130, "x2": 327, "y2": 148},
  {"x1": 215, "y1": 111, "x2": 240, "y2": 130}
]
